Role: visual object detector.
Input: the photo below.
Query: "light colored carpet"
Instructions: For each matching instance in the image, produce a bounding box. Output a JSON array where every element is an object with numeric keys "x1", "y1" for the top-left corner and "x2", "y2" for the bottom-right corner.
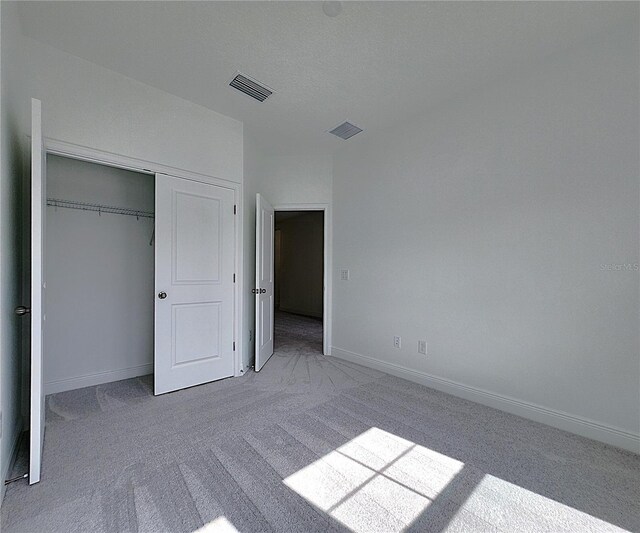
[{"x1": 2, "y1": 312, "x2": 639, "y2": 532}]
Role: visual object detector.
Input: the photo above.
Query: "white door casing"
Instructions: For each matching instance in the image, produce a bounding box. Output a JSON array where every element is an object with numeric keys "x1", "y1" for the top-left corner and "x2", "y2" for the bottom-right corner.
[
  {"x1": 30, "y1": 98, "x2": 46, "y2": 484},
  {"x1": 154, "y1": 173, "x2": 235, "y2": 394},
  {"x1": 255, "y1": 193, "x2": 274, "y2": 371}
]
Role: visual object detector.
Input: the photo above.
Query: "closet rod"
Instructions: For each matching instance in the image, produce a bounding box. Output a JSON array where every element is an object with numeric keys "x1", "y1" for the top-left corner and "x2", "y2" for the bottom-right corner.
[{"x1": 47, "y1": 198, "x2": 154, "y2": 219}]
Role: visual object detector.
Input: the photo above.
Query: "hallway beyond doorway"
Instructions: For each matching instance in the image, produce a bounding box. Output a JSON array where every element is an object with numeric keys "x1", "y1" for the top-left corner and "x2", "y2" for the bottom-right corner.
[{"x1": 275, "y1": 311, "x2": 323, "y2": 355}]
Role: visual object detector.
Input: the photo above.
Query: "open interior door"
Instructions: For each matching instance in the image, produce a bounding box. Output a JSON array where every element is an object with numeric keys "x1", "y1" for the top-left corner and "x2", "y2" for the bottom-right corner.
[
  {"x1": 154, "y1": 173, "x2": 236, "y2": 394},
  {"x1": 255, "y1": 193, "x2": 274, "y2": 371},
  {"x1": 29, "y1": 98, "x2": 46, "y2": 484}
]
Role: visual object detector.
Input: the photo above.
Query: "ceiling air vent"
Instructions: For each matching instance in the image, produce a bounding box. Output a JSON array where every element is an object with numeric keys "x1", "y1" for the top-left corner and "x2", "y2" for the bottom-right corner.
[
  {"x1": 229, "y1": 73, "x2": 273, "y2": 102},
  {"x1": 329, "y1": 121, "x2": 363, "y2": 140}
]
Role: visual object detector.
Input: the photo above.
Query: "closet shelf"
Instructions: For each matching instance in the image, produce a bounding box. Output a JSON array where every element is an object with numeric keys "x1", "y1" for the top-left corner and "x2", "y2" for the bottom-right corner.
[{"x1": 47, "y1": 198, "x2": 155, "y2": 219}]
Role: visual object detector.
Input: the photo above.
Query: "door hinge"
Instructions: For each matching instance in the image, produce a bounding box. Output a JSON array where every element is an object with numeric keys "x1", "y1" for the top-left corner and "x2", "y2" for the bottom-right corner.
[
  {"x1": 233, "y1": 273, "x2": 236, "y2": 283},
  {"x1": 233, "y1": 205, "x2": 237, "y2": 215},
  {"x1": 233, "y1": 342, "x2": 236, "y2": 351}
]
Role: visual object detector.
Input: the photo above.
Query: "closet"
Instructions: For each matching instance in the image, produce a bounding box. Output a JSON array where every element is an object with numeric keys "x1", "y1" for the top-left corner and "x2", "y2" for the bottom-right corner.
[
  {"x1": 28, "y1": 98, "x2": 239, "y2": 484},
  {"x1": 44, "y1": 155, "x2": 155, "y2": 394}
]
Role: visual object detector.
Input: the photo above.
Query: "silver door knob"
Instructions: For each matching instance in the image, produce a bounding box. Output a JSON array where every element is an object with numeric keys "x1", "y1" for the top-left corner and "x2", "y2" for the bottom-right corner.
[
  {"x1": 158, "y1": 291, "x2": 167, "y2": 299},
  {"x1": 15, "y1": 306, "x2": 31, "y2": 316}
]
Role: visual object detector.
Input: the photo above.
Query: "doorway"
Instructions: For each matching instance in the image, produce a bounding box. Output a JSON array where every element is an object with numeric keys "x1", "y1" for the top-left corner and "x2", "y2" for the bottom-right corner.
[
  {"x1": 254, "y1": 196, "x2": 331, "y2": 372},
  {"x1": 274, "y1": 211, "x2": 324, "y2": 356}
]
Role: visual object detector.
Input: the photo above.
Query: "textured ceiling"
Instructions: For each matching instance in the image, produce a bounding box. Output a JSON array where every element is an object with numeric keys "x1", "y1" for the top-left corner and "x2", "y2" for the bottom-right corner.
[{"x1": 17, "y1": 1, "x2": 632, "y2": 155}]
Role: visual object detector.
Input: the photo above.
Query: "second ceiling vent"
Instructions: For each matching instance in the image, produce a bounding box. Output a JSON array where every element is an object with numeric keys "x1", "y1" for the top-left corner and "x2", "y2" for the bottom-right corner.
[
  {"x1": 229, "y1": 73, "x2": 273, "y2": 102},
  {"x1": 329, "y1": 121, "x2": 363, "y2": 140}
]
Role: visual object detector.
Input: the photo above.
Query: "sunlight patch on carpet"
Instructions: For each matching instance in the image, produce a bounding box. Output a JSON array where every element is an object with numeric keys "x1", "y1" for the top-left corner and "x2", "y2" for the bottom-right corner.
[
  {"x1": 193, "y1": 516, "x2": 240, "y2": 533},
  {"x1": 283, "y1": 427, "x2": 464, "y2": 531}
]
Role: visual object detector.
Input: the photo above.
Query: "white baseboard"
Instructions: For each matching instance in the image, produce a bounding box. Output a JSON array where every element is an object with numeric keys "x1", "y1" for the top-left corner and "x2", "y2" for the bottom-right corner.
[
  {"x1": 331, "y1": 347, "x2": 640, "y2": 454},
  {"x1": 44, "y1": 363, "x2": 153, "y2": 395},
  {"x1": 1, "y1": 418, "x2": 24, "y2": 505}
]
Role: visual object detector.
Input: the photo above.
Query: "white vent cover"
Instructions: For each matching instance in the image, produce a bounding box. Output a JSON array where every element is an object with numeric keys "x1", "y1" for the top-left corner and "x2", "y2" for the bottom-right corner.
[
  {"x1": 329, "y1": 121, "x2": 363, "y2": 140},
  {"x1": 229, "y1": 73, "x2": 273, "y2": 102}
]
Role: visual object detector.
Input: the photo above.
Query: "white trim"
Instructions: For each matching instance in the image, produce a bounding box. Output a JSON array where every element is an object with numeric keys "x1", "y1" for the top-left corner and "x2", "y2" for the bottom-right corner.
[
  {"x1": 44, "y1": 364, "x2": 154, "y2": 395},
  {"x1": 41, "y1": 138, "x2": 245, "y2": 380},
  {"x1": 44, "y1": 137, "x2": 239, "y2": 188},
  {"x1": 331, "y1": 347, "x2": 640, "y2": 454},
  {"x1": 273, "y1": 203, "x2": 332, "y2": 356},
  {"x1": 234, "y1": 185, "x2": 244, "y2": 377}
]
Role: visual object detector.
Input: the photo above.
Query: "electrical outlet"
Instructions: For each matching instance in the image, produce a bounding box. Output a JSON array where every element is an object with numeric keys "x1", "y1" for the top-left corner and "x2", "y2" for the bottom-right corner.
[
  {"x1": 418, "y1": 340, "x2": 427, "y2": 355},
  {"x1": 393, "y1": 336, "x2": 401, "y2": 349},
  {"x1": 340, "y1": 269, "x2": 350, "y2": 281}
]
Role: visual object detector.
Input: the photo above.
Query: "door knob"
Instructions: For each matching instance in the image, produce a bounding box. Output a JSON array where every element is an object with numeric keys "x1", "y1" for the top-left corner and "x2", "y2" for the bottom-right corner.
[
  {"x1": 14, "y1": 306, "x2": 30, "y2": 316},
  {"x1": 260, "y1": 288, "x2": 267, "y2": 294},
  {"x1": 158, "y1": 291, "x2": 167, "y2": 300}
]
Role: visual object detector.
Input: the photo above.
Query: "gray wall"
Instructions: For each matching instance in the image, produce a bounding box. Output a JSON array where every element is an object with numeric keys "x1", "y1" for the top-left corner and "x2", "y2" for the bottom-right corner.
[
  {"x1": 332, "y1": 16, "x2": 640, "y2": 448},
  {"x1": 275, "y1": 212, "x2": 323, "y2": 318},
  {"x1": 0, "y1": 1, "x2": 26, "y2": 501},
  {"x1": 242, "y1": 133, "x2": 260, "y2": 371},
  {"x1": 44, "y1": 155, "x2": 154, "y2": 393}
]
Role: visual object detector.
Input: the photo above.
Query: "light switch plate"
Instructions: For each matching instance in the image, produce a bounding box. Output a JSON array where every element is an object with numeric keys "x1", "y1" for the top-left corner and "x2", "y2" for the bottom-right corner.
[{"x1": 418, "y1": 340, "x2": 427, "y2": 355}]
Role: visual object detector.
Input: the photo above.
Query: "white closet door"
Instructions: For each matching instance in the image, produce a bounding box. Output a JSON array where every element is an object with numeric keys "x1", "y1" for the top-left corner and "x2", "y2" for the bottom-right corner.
[
  {"x1": 154, "y1": 174, "x2": 235, "y2": 394},
  {"x1": 255, "y1": 193, "x2": 274, "y2": 371},
  {"x1": 30, "y1": 98, "x2": 46, "y2": 484}
]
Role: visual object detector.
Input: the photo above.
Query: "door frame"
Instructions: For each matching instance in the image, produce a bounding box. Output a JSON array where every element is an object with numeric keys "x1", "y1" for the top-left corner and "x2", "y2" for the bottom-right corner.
[
  {"x1": 272, "y1": 203, "x2": 332, "y2": 356},
  {"x1": 33, "y1": 137, "x2": 245, "y2": 379}
]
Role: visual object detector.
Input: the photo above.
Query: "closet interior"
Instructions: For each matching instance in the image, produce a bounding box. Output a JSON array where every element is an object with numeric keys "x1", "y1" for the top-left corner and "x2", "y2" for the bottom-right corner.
[{"x1": 44, "y1": 154, "x2": 155, "y2": 394}]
